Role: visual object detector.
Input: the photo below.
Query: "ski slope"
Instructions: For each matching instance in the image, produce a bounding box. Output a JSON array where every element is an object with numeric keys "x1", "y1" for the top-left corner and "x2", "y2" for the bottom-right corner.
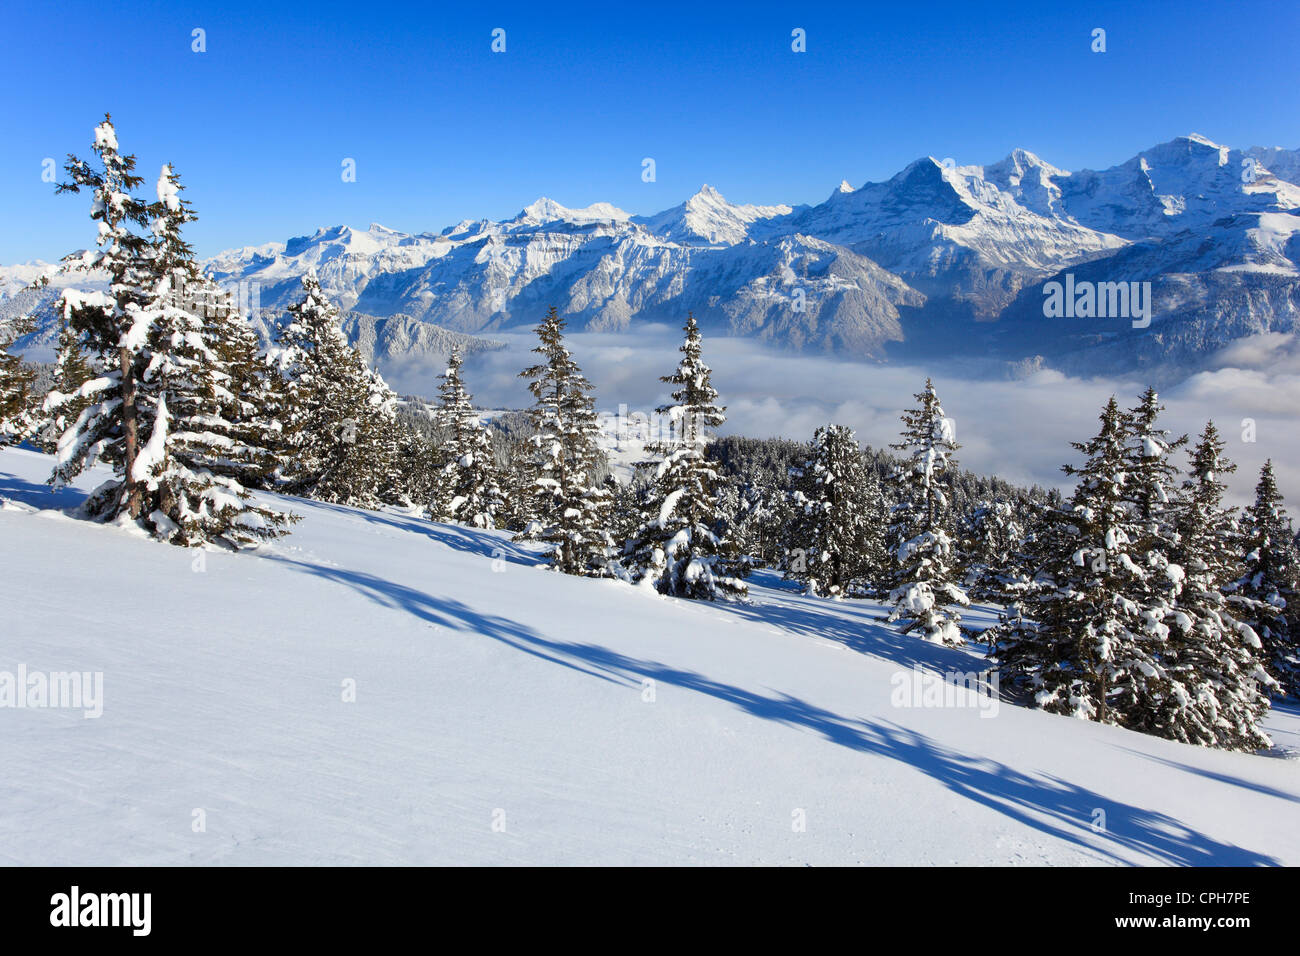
[{"x1": 1, "y1": 444, "x2": 1297, "y2": 866}]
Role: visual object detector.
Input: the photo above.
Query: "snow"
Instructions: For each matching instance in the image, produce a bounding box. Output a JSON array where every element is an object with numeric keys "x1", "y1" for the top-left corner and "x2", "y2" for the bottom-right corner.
[
  {"x1": 2, "y1": 443, "x2": 1299, "y2": 865},
  {"x1": 93, "y1": 121, "x2": 117, "y2": 151},
  {"x1": 130, "y1": 392, "x2": 169, "y2": 483},
  {"x1": 156, "y1": 165, "x2": 181, "y2": 212}
]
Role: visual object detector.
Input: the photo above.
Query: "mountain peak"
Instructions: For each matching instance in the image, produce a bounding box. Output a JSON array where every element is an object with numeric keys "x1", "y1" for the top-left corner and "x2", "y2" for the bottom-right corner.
[
  {"x1": 518, "y1": 197, "x2": 629, "y2": 224},
  {"x1": 688, "y1": 184, "x2": 725, "y2": 203}
]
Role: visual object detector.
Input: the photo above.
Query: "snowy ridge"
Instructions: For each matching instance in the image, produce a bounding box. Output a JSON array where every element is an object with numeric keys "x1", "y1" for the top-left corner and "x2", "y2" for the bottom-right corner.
[{"x1": 7, "y1": 135, "x2": 1300, "y2": 378}]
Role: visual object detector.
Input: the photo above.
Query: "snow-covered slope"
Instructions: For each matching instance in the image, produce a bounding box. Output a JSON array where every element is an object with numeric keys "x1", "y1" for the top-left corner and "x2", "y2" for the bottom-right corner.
[
  {"x1": 633, "y1": 185, "x2": 793, "y2": 246},
  {"x1": 2, "y1": 444, "x2": 1297, "y2": 866}
]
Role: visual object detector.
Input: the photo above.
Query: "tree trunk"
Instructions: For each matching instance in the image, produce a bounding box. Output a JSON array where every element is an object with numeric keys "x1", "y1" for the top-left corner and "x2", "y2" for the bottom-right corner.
[{"x1": 119, "y1": 345, "x2": 142, "y2": 518}]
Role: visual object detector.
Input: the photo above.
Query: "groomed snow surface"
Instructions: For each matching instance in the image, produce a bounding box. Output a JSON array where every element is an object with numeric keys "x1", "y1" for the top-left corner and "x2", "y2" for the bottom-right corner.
[{"x1": 2, "y1": 445, "x2": 1297, "y2": 866}]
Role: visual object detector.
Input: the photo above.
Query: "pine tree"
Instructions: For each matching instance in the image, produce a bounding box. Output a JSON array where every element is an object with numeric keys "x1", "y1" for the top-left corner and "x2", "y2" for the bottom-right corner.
[
  {"x1": 37, "y1": 325, "x2": 95, "y2": 452},
  {"x1": 624, "y1": 314, "x2": 746, "y2": 600},
  {"x1": 962, "y1": 500, "x2": 1028, "y2": 604},
  {"x1": 116, "y1": 163, "x2": 293, "y2": 546},
  {"x1": 196, "y1": 275, "x2": 286, "y2": 492},
  {"x1": 995, "y1": 397, "x2": 1180, "y2": 728},
  {"x1": 427, "y1": 346, "x2": 502, "y2": 528},
  {"x1": 789, "y1": 424, "x2": 880, "y2": 597},
  {"x1": 42, "y1": 133, "x2": 292, "y2": 546},
  {"x1": 497, "y1": 432, "x2": 541, "y2": 534},
  {"x1": 517, "y1": 306, "x2": 611, "y2": 574},
  {"x1": 394, "y1": 422, "x2": 439, "y2": 510},
  {"x1": 1230, "y1": 460, "x2": 1300, "y2": 697},
  {"x1": 0, "y1": 314, "x2": 36, "y2": 445},
  {"x1": 274, "y1": 273, "x2": 401, "y2": 508},
  {"x1": 1125, "y1": 387, "x2": 1187, "y2": 537},
  {"x1": 859, "y1": 471, "x2": 892, "y2": 596},
  {"x1": 1148, "y1": 422, "x2": 1274, "y2": 749},
  {"x1": 44, "y1": 115, "x2": 155, "y2": 519},
  {"x1": 885, "y1": 379, "x2": 968, "y2": 643}
]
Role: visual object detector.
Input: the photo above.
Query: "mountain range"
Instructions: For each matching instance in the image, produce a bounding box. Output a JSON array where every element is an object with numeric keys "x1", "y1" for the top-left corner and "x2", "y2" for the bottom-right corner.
[{"x1": 5, "y1": 134, "x2": 1298, "y2": 382}]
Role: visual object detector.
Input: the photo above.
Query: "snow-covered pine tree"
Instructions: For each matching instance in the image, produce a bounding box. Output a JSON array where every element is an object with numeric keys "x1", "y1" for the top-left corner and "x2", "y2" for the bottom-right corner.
[
  {"x1": 1125, "y1": 387, "x2": 1187, "y2": 535},
  {"x1": 194, "y1": 274, "x2": 286, "y2": 492},
  {"x1": 116, "y1": 164, "x2": 294, "y2": 547},
  {"x1": 37, "y1": 324, "x2": 96, "y2": 453},
  {"x1": 497, "y1": 432, "x2": 541, "y2": 534},
  {"x1": 517, "y1": 306, "x2": 612, "y2": 574},
  {"x1": 394, "y1": 420, "x2": 439, "y2": 510},
  {"x1": 715, "y1": 475, "x2": 779, "y2": 576},
  {"x1": 0, "y1": 314, "x2": 36, "y2": 445},
  {"x1": 885, "y1": 379, "x2": 968, "y2": 643},
  {"x1": 789, "y1": 424, "x2": 879, "y2": 598},
  {"x1": 44, "y1": 115, "x2": 156, "y2": 519},
  {"x1": 274, "y1": 273, "x2": 401, "y2": 508},
  {"x1": 624, "y1": 313, "x2": 746, "y2": 600},
  {"x1": 1109, "y1": 387, "x2": 1194, "y2": 732},
  {"x1": 1149, "y1": 422, "x2": 1274, "y2": 749},
  {"x1": 859, "y1": 471, "x2": 892, "y2": 596},
  {"x1": 994, "y1": 396, "x2": 1172, "y2": 727},
  {"x1": 961, "y1": 499, "x2": 1028, "y2": 604},
  {"x1": 427, "y1": 346, "x2": 501, "y2": 528},
  {"x1": 1230, "y1": 460, "x2": 1300, "y2": 697}
]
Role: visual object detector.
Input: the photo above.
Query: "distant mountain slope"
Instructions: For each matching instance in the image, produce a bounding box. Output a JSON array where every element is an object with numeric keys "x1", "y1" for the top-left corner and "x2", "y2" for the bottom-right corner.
[{"x1": 6, "y1": 134, "x2": 1298, "y2": 379}]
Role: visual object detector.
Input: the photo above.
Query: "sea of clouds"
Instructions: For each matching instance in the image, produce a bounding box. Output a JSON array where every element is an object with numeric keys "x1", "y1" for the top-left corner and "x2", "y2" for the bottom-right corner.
[{"x1": 378, "y1": 327, "x2": 1300, "y2": 509}]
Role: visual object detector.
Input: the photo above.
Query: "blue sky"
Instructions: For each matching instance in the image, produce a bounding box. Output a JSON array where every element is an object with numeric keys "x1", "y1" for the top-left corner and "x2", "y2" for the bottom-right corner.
[{"x1": 2, "y1": 0, "x2": 1296, "y2": 262}]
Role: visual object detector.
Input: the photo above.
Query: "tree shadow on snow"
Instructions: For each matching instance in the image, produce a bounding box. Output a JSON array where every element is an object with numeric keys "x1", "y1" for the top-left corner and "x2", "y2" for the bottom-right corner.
[
  {"x1": 526, "y1": 641, "x2": 1278, "y2": 867},
  {"x1": 723, "y1": 583, "x2": 988, "y2": 677},
  {"x1": 268, "y1": 550, "x2": 1278, "y2": 866},
  {"x1": 263, "y1": 554, "x2": 620, "y2": 687},
  {"x1": 0, "y1": 470, "x2": 87, "y2": 512},
  {"x1": 274, "y1": 497, "x2": 541, "y2": 568},
  {"x1": 1117, "y1": 748, "x2": 1300, "y2": 804}
]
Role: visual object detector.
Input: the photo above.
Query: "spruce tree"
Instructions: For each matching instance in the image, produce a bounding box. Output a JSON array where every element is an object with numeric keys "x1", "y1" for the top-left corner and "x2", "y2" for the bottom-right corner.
[
  {"x1": 117, "y1": 164, "x2": 293, "y2": 546},
  {"x1": 885, "y1": 379, "x2": 968, "y2": 643},
  {"x1": 517, "y1": 307, "x2": 611, "y2": 574},
  {"x1": 38, "y1": 325, "x2": 96, "y2": 452},
  {"x1": 45, "y1": 115, "x2": 155, "y2": 519},
  {"x1": 1230, "y1": 460, "x2": 1300, "y2": 697},
  {"x1": 962, "y1": 500, "x2": 1028, "y2": 604},
  {"x1": 995, "y1": 397, "x2": 1179, "y2": 728},
  {"x1": 196, "y1": 275, "x2": 286, "y2": 492},
  {"x1": 275, "y1": 273, "x2": 401, "y2": 508},
  {"x1": 1149, "y1": 422, "x2": 1274, "y2": 749},
  {"x1": 0, "y1": 314, "x2": 36, "y2": 445},
  {"x1": 1124, "y1": 387, "x2": 1187, "y2": 537},
  {"x1": 497, "y1": 432, "x2": 541, "y2": 534},
  {"x1": 395, "y1": 422, "x2": 439, "y2": 510},
  {"x1": 789, "y1": 424, "x2": 879, "y2": 598},
  {"x1": 624, "y1": 314, "x2": 746, "y2": 599},
  {"x1": 427, "y1": 346, "x2": 502, "y2": 528}
]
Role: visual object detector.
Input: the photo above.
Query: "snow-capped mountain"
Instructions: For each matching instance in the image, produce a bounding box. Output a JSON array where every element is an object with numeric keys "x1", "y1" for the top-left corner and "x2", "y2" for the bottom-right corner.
[
  {"x1": 6, "y1": 135, "x2": 1298, "y2": 380},
  {"x1": 633, "y1": 184, "x2": 792, "y2": 245}
]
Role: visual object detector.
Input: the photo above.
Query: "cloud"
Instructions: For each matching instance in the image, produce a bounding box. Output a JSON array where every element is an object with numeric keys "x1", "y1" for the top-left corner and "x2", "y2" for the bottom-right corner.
[{"x1": 386, "y1": 328, "x2": 1300, "y2": 510}]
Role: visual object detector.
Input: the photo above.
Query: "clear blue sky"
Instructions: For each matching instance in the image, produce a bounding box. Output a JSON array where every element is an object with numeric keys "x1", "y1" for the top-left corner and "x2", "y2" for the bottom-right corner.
[{"x1": 2, "y1": 0, "x2": 1296, "y2": 262}]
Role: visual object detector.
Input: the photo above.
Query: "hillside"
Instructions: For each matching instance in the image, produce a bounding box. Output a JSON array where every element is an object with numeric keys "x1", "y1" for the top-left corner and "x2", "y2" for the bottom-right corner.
[{"x1": 2, "y1": 445, "x2": 1297, "y2": 866}]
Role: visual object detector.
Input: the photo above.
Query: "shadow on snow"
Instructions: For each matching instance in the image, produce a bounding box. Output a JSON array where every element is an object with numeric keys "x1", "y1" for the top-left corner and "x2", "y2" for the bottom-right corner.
[
  {"x1": 272, "y1": 549, "x2": 1278, "y2": 866},
  {"x1": 5, "y1": 465, "x2": 1279, "y2": 865}
]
